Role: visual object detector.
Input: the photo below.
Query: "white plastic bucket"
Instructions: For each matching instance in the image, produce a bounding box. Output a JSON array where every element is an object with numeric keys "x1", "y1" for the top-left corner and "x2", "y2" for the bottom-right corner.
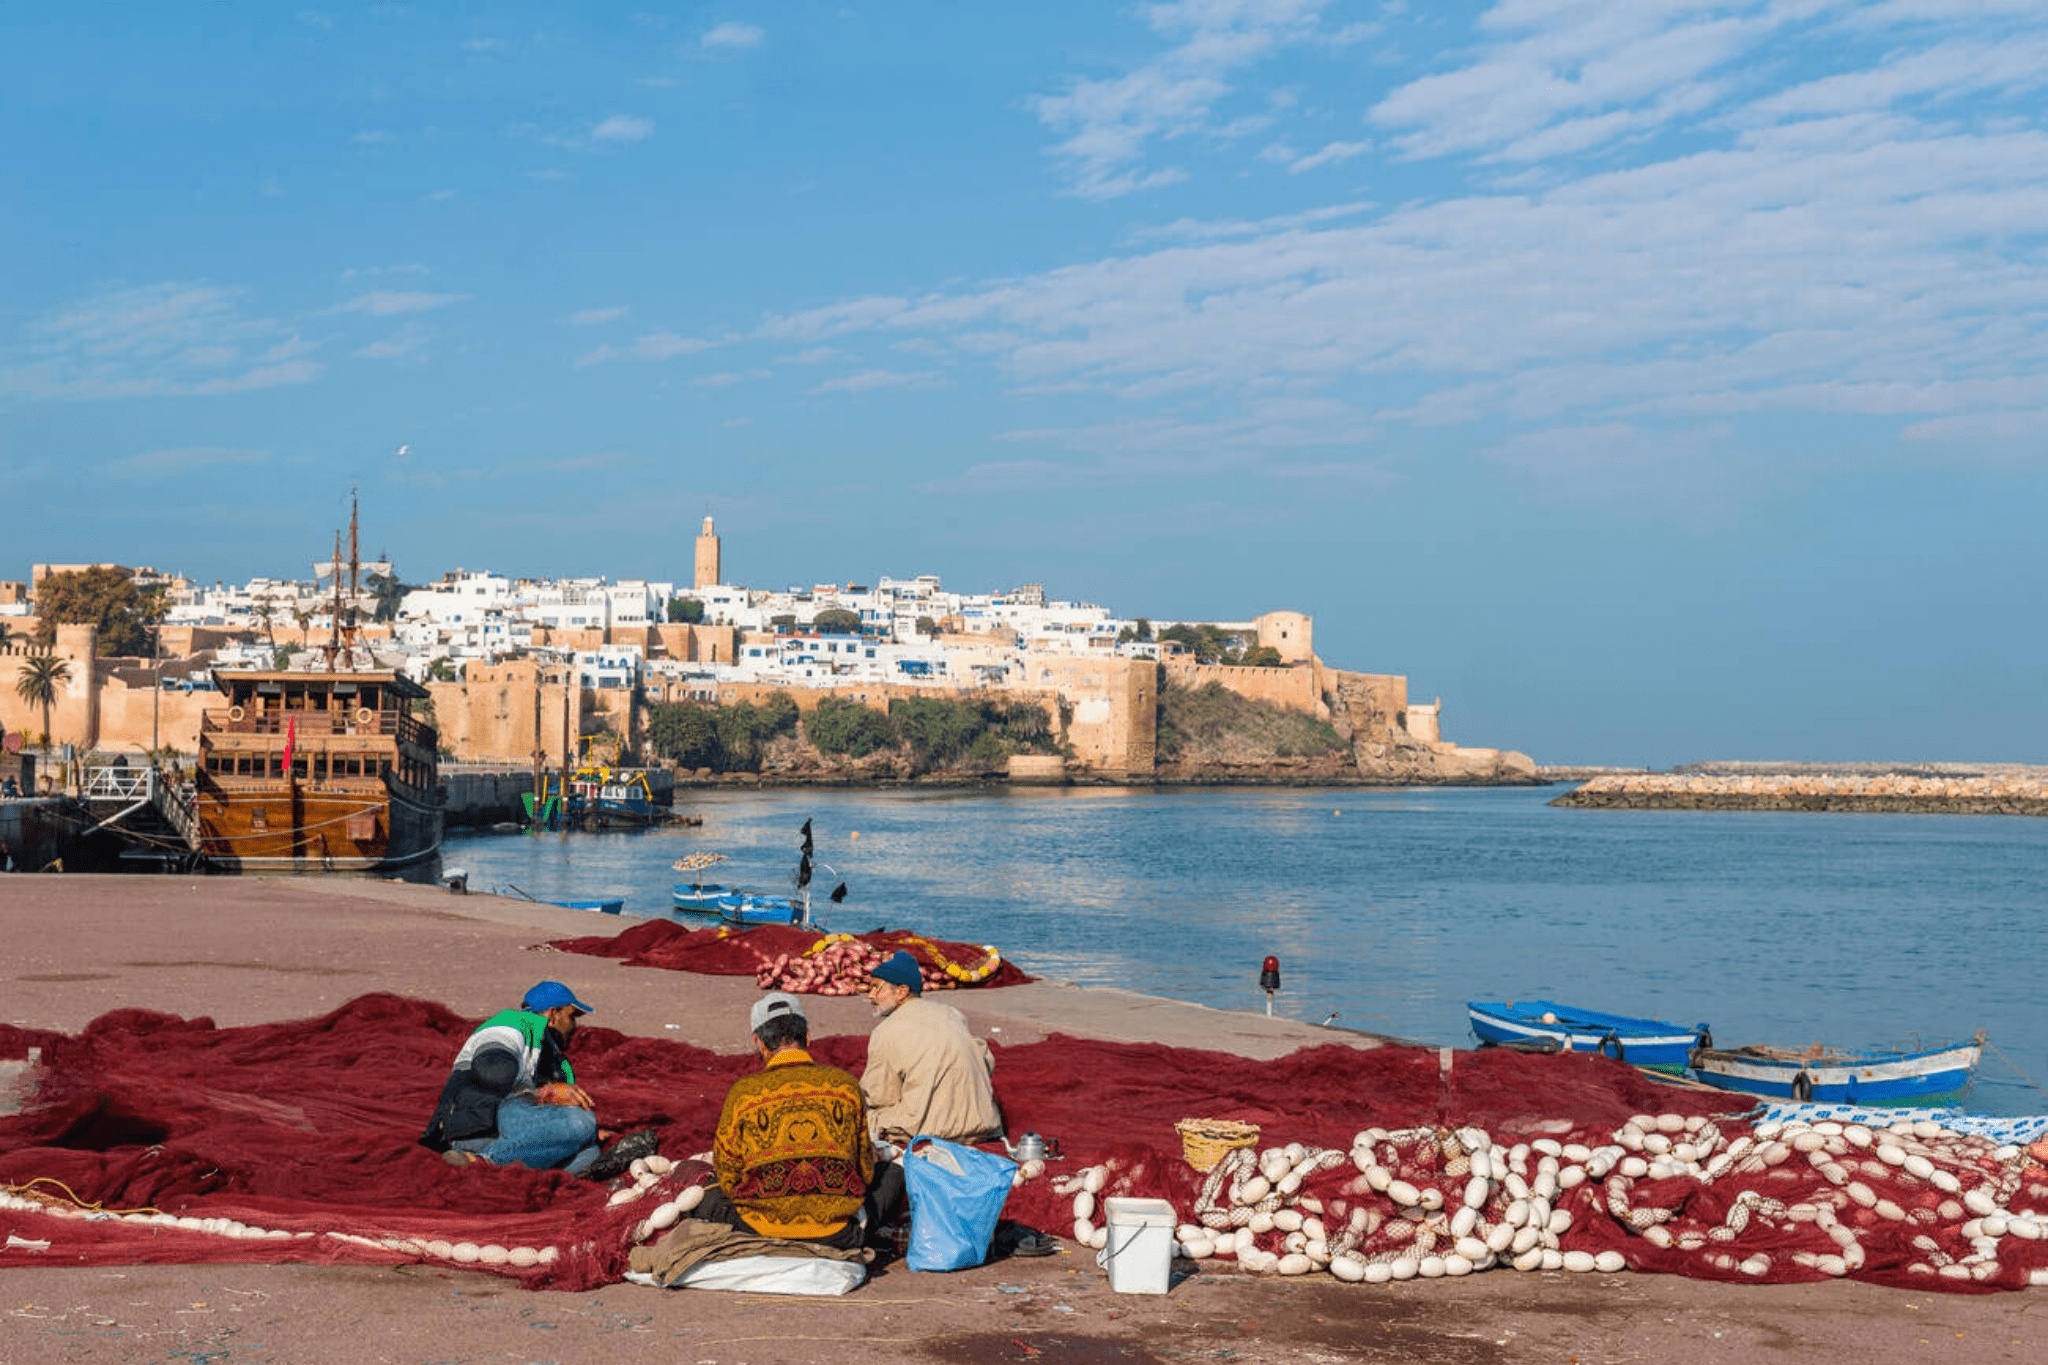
[{"x1": 1101, "y1": 1196, "x2": 1176, "y2": 1295}]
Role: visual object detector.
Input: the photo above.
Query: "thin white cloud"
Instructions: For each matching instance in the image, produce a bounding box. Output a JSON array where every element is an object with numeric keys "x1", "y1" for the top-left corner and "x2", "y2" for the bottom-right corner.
[
  {"x1": 1288, "y1": 139, "x2": 1371, "y2": 172},
  {"x1": 574, "y1": 330, "x2": 717, "y2": 367},
  {"x1": 337, "y1": 290, "x2": 465, "y2": 316},
  {"x1": 811, "y1": 368, "x2": 942, "y2": 394},
  {"x1": 4, "y1": 282, "x2": 323, "y2": 400},
  {"x1": 754, "y1": 93, "x2": 2048, "y2": 472},
  {"x1": 591, "y1": 115, "x2": 655, "y2": 144},
  {"x1": 1033, "y1": 0, "x2": 1340, "y2": 198},
  {"x1": 572, "y1": 306, "x2": 630, "y2": 326},
  {"x1": 354, "y1": 326, "x2": 430, "y2": 362},
  {"x1": 1370, "y1": 2, "x2": 1774, "y2": 163},
  {"x1": 106, "y1": 447, "x2": 268, "y2": 479},
  {"x1": 701, "y1": 21, "x2": 764, "y2": 49}
]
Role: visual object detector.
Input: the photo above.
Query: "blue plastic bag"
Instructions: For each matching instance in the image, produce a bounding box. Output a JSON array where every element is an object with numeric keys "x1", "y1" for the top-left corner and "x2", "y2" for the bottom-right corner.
[{"x1": 902, "y1": 1135, "x2": 1017, "y2": 1272}]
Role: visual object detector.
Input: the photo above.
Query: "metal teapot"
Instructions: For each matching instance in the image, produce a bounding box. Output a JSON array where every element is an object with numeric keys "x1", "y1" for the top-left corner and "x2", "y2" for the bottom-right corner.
[{"x1": 1003, "y1": 1131, "x2": 1061, "y2": 1162}]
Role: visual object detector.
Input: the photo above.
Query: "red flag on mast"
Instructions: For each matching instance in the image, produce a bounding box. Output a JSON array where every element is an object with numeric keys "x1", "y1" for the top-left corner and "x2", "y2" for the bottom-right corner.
[{"x1": 282, "y1": 714, "x2": 297, "y2": 779}]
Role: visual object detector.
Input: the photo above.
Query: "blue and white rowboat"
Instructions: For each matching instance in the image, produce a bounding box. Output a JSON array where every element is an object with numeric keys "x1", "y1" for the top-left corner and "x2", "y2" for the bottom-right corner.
[
  {"x1": 1468, "y1": 1000, "x2": 1708, "y2": 1074},
  {"x1": 1690, "y1": 1031, "x2": 1984, "y2": 1105}
]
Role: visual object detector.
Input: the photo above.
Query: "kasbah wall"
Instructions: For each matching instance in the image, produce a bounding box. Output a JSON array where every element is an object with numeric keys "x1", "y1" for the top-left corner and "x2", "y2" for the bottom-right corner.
[{"x1": 2, "y1": 605, "x2": 1529, "y2": 785}]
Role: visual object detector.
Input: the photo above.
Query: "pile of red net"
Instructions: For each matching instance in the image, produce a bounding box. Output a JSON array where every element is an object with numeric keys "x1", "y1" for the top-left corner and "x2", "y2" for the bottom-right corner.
[
  {"x1": 3, "y1": 997, "x2": 2042, "y2": 1293},
  {"x1": 550, "y1": 920, "x2": 1032, "y2": 992}
]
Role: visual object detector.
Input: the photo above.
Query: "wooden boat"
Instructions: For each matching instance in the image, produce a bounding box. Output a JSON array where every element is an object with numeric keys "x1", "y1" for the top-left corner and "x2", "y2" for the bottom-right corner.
[
  {"x1": 192, "y1": 667, "x2": 444, "y2": 873},
  {"x1": 1689, "y1": 1031, "x2": 1984, "y2": 1104},
  {"x1": 1468, "y1": 1000, "x2": 1708, "y2": 1074},
  {"x1": 187, "y1": 497, "x2": 444, "y2": 876}
]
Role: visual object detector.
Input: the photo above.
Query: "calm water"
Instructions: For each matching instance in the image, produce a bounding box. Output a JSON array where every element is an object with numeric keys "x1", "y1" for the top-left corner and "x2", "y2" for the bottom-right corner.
[{"x1": 448, "y1": 786, "x2": 2048, "y2": 1115}]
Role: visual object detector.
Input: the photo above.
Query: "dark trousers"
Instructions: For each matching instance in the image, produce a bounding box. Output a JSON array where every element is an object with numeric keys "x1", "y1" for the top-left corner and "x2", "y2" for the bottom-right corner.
[
  {"x1": 695, "y1": 1185, "x2": 866, "y2": 1253},
  {"x1": 863, "y1": 1159, "x2": 907, "y2": 1232}
]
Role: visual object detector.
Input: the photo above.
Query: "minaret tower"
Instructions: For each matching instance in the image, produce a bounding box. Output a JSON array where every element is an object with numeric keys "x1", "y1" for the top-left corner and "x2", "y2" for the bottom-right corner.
[{"x1": 693, "y1": 516, "x2": 722, "y2": 588}]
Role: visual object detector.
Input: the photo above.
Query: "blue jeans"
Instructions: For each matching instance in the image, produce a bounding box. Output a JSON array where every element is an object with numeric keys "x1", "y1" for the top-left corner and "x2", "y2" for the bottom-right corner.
[{"x1": 453, "y1": 1095, "x2": 600, "y2": 1174}]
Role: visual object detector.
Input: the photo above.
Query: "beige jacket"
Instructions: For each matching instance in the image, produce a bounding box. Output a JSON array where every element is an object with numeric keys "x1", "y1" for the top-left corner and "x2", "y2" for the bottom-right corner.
[{"x1": 860, "y1": 995, "x2": 1002, "y2": 1145}]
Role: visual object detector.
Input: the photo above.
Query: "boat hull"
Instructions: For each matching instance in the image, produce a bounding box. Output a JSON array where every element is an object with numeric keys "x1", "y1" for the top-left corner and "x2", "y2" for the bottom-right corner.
[
  {"x1": 1690, "y1": 1042, "x2": 1981, "y2": 1104},
  {"x1": 671, "y1": 884, "x2": 802, "y2": 925},
  {"x1": 194, "y1": 781, "x2": 444, "y2": 875},
  {"x1": 1468, "y1": 1000, "x2": 1704, "y2": 1074}
]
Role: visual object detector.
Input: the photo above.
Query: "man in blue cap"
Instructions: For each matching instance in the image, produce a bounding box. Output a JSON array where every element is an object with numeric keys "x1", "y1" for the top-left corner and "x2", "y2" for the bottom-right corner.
[{"x1": 420, "y1": 980, "x2": 624, "y2": 1175}]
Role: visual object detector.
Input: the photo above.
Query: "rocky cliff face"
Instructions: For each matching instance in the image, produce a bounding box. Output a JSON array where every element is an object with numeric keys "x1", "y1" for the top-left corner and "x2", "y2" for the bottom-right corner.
[{"x1": 1325, "y1": 671, "x2": 1538, "y2": 786}]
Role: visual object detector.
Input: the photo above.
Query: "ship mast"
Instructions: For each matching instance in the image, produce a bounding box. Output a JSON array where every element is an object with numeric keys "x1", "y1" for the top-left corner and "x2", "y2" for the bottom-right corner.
[{"x1": 322, "y1": 488, "x2": 366, "y2": 671}]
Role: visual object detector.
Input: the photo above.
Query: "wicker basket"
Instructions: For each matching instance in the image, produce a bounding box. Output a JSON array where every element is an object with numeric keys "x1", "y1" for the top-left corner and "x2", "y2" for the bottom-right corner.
[{"x1": 1175, "y1": 1117, "x2": 1261, "y2": 1172}]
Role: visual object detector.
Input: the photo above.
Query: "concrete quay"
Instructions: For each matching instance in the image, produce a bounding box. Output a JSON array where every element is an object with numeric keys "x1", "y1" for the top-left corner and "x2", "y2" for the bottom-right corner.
[
  {"x1": 1553, "y1": 770, "x2": 2048, "y2": 816},
  {"x1": 0, "y1": 875, "x2": 2041, "y2": 1365}
]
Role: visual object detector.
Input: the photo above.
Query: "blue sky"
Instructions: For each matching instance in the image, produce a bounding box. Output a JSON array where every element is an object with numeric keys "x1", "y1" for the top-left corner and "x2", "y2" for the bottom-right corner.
[{"x1": 4, "y1": 1, "x2": 2045, "y2": 766}]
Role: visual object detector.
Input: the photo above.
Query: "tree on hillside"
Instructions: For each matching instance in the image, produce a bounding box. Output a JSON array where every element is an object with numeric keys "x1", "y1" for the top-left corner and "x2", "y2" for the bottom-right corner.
[
  {"x1": 33, "y1": 567, "x2": 165, "y2": 657},
  {"x1": 1238, "y1": 645, "x2": 1285, "y2": 668},
  {"x1": 813, "y1": 608, "x2": 861, "y2": 635},
  {"x1": 366, "y1": 571, "x2": 408, "y2": 622},
  {"x1": 714, "y1": 693, "x2": 800, "y2": 771},
  {"x1": 14, "y1": 654, "x2": 72, "y2": 755},
  {"x1": 647, "y1": 702, "x2": 723, "y2": 770},
  {"x1": 253, "y1": 602, "x2": 278, "y2": 652},
  {"x1": 666, "y1": 598, "x2": 705, "y2": 625},
  {"x1": 807, "y1": 697, "x2": 897, "y2": 758}
]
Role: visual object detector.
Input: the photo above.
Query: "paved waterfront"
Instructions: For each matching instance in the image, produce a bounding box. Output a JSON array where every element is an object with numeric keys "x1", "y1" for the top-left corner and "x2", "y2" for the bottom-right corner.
[{"x1": 0, "y1": 875, "x2": 2040, "y2": 1365}]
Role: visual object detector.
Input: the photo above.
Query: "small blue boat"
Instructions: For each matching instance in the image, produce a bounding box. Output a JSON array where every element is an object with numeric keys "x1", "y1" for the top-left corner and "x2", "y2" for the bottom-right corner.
[
  {"x1": 1468, "y1": 1000, "x2": 1708, "y2": 1074},
  {"x1": 1690, "y1": 1031, "x2": 1984, "y2": 1105},
  {"x1": 499, "y1": 885, "x2": 624, "y2": 915},
  {"x1": 670, "y1": 824, "x2": 846, "y2": 928}
]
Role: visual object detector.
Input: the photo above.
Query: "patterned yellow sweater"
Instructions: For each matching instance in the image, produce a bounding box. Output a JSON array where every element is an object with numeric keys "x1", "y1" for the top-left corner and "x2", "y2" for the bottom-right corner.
[{"x1": 713, "y1": 1048, "x2": 874, "y2": 1240}]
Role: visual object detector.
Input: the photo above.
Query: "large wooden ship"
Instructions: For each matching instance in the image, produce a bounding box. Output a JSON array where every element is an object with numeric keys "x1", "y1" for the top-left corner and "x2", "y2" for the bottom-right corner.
[
  {"x1": 192, "y1": 668, "x2": 444, "y2": 872},
  {"x1": 188, "y1": 495, "x2": 444, "y2": 873}
]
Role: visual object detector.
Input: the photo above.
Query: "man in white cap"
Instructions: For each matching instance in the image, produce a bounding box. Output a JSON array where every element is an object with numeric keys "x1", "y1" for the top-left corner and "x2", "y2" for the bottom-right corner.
[{"x1": 697, "y1": 991, "x2": 873, "y2": 1250}]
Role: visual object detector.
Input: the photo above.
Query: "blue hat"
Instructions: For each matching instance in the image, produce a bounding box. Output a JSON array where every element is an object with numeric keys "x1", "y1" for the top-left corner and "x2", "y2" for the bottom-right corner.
[
  {"x1": 523, "y1": 980, "x2": 594, "y2": 1014},
  {"x1": 870, "y1": 950, "x2": 923, "y2": 994}
]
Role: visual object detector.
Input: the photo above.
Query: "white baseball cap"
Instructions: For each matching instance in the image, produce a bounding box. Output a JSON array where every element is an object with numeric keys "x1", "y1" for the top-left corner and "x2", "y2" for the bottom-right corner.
[{"x1": 750, "y1": 991, "x2": 806, "y2": 1033}]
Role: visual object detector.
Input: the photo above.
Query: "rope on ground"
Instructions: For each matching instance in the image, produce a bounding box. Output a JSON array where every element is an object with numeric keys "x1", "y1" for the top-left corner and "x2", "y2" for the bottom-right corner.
[{"x1": 6, "y1": 1177, "x2": 163, "y2": 1218}]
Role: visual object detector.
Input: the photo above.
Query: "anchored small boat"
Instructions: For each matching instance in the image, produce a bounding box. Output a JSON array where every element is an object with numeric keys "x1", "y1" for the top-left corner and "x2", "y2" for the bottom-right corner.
[
  {"x1": 670, "y1": 822, "x2": 847, "y2": 927},
  {"x1": 499, "y1": 884, "x2": 625, "y2": 915},
  {"x1": 1468, "y1": 1000, "x2": 1709, "y2": 1074},
  {"x1": 1689, "y1": 1030, "x2": 1985, "y2": 1104}
]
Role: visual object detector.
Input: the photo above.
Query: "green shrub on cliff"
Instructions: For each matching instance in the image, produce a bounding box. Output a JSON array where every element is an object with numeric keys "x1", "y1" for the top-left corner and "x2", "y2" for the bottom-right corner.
[
  {"x1": 648, "y1": 692, "x2": 798, "y2": 772},
  {"x1": 1156, "y1": 681, "x2": 1346, "y2": 763},
  {"x1": 648, "y1": 702, "x2": 724, "y2": 770},
  {"x1": 806, "y1": 697, "x2": 898, "y2": 758}
]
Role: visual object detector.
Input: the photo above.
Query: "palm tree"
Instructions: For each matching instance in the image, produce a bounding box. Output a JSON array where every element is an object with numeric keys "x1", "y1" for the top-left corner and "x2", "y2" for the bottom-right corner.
[{"x1": 15, "y1": 654, "x2": 72, "y2": 756}]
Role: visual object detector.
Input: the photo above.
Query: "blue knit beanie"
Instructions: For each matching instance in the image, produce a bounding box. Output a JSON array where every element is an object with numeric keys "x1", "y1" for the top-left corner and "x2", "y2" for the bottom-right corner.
[{"x1": 871, "y1": 950, "x2": 923, "y2": 994}]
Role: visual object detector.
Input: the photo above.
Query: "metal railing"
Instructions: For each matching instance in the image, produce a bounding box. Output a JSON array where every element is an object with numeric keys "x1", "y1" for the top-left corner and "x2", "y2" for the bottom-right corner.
[
  {"x1": 201, "y1": 710, "x2": 401, "y2": 737},
  {"x1": 82, "y1": 766, "x2": 148, "y2": 801}
]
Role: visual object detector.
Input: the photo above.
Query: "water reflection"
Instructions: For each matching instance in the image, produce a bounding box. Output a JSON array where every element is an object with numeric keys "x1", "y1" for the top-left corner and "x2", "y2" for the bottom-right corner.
[{"x1": 447, "y1": 786, "x2": 2048, "y2": 1114}]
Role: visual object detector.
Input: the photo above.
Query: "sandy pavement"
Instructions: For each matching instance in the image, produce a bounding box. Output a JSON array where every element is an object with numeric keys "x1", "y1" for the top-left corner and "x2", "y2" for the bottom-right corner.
[{"x1": 1, "y1": 874, "x2": 2041, "y2": 1365}]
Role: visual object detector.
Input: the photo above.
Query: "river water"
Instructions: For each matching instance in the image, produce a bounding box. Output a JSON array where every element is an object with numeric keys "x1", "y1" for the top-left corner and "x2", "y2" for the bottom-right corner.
[{"x1": 447, "y1": 786, "x2": 2048, "y2": 1115}]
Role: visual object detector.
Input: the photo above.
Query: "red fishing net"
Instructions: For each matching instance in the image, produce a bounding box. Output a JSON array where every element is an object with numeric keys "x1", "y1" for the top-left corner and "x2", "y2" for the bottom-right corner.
[
  {"x1": 549, "y1": 919, "x2": 1033, "y2": 992},
  {"x1": 3, "y1": 998, "x2": 2043, "y2": 1293}
]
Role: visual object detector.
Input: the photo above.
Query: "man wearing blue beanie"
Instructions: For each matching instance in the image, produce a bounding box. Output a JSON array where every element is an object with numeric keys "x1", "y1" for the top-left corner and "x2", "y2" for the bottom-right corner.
[{"x1": 860, "y1": 950, "x2": 1002, "y2": 1147}]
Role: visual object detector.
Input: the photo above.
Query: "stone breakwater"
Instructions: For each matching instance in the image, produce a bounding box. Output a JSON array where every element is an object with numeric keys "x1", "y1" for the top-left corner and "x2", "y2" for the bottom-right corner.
[{"x1": 1552, "y1": 772, "x2": 2048, "y2": 817}]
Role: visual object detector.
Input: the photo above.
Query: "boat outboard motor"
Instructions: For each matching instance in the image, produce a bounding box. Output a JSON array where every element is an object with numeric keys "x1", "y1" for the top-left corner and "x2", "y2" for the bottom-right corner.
[{"x1": 1260, "y1": 955, "x2": 1281, "y2": 1017}]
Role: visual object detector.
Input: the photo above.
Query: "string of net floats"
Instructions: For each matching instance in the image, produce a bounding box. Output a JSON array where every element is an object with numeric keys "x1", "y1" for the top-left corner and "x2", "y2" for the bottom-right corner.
[
  {"x1": 4, "y1": 997, "x2": 2045, "y2": 1292},
  {"x1": 548, "y1": 919, "x2": 1033, "y2": 992},
  {"x1": 1025, "y1": 1113, "x2": 2048, "y2": 1291}
]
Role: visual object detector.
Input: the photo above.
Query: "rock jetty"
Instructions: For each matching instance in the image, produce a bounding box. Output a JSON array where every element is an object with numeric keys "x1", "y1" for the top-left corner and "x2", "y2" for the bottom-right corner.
[{"x1": 1553, "y1": 768, "x2": 2048, "y2": 816}]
